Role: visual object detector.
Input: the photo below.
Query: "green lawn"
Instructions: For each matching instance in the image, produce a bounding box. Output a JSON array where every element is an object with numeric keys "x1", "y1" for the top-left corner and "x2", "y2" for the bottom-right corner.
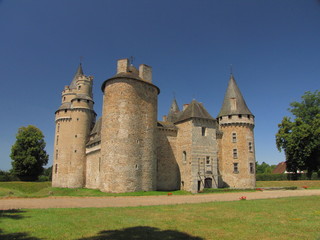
[
  {"x1": 0, "y1": 196, "x2": 320, "y2": 240},
  {"x1": 1, "y1": 181, "x2": 320, "y2": 198}
]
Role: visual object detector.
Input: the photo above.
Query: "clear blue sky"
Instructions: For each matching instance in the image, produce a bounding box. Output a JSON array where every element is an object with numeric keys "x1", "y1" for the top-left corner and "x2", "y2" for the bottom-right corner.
[{"x1": 0, "y1": 0, "x2": 319, "y2": 171}]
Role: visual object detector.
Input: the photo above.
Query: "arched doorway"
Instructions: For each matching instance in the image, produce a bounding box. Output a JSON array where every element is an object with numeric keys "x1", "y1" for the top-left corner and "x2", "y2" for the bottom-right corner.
[{"x1": 204, "y1": 178, "x2": 212, "y2": 188}]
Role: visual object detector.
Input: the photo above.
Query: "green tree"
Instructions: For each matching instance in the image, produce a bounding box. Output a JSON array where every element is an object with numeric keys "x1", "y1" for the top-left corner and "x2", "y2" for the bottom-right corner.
[
  {"x1": 276, "y1": 91, "x2": 320, "y2": 176},
  {"x1": 10, "y1": 125, "x2": 49, "y2": 181},
  {"x1": 256, "y1": 161, "x2": 277, "y2": 174}
]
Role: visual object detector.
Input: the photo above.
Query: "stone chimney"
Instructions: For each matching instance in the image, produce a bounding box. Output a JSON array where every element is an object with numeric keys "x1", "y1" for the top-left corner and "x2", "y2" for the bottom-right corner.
[
  {"x1": 139, "y1": 64, "x2": 152, "y2": 83},
  {"x1": 117, "y1": 59, "x2": 129, "y2": 73}
]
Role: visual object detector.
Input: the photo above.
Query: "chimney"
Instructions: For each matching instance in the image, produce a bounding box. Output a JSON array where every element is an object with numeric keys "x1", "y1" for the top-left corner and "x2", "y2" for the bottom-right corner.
[
  {"x1": 117, "y1": 59, "x2": 129, "y2": 74},
  {"x1": 183, "y1": 104, "x2": 189, "y2": 111},
  {"x1": 139, "y1": 64, "x2": 152, "y2": 83}
]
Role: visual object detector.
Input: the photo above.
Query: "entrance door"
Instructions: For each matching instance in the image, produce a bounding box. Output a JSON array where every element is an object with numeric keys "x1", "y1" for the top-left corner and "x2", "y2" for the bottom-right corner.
[
  {"x1": 204, "y1": 178, "x2": 212, "y2": 188},
  {"x1": 197, "y1": 181, "x2": 201, "y2": 192}
]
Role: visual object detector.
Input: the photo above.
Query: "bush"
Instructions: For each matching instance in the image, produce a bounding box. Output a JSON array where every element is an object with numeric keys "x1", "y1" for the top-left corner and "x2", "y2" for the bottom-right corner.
[
  {"x1": 256, "y1": 172, "x2": 320, "y2": 181},
  {"x1": 0, "y1": 170, "x2": 19, "y2": 182}
]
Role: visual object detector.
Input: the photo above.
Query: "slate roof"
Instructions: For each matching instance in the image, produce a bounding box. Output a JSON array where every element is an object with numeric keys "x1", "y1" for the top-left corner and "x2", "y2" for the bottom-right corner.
[
  {"x1": 167, "y1": 98, "x2": 181, "y2": 122},
  {"x1": 218, "y1": 75, "x2": 253, "y2": 117},
  {"x1": 175, "y1": 99, "x2": 214, "y2": 123},
  {"x1": 86, "y1": 117, "x2": 102, "y2": 146},
  {"x1": 69, "y1": 63, "x2": 84, "y2": 89}
]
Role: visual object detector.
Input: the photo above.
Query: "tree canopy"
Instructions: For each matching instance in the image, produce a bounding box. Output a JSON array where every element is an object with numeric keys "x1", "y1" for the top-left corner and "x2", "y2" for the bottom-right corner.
[
  {"x1": 276, "y1": 91, "x2": 320, "y2": 175},
  {"x1": 10, "y1": 125, "x2": 49, "y2": 181}
]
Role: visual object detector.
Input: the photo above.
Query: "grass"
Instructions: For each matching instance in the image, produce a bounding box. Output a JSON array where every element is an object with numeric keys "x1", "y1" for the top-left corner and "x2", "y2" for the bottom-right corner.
[
  {"x1": 0, "y1": 182, "x2": 191, "y2": 198},
  {"x1": 0, "y1": 196, "x2": 320, "y2": 240},
  {"x1": 1, "y1": 180, "x2": 320, "y2": 198}
]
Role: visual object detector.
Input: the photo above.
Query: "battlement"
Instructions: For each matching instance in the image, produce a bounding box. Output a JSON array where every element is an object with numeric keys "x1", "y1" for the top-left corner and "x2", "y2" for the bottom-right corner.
[{"x1": 116, "y1": 58, "x2": 152, "y2": 83}]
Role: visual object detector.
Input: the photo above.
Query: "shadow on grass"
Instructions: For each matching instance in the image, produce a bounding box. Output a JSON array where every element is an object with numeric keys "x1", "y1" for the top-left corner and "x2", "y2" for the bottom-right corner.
[
  {"x1": 77, "y1": 226, "x2": 203, "y2": 240},
  {"x1": 0, "y1": 209, "x2": 42, "y2": 240}
]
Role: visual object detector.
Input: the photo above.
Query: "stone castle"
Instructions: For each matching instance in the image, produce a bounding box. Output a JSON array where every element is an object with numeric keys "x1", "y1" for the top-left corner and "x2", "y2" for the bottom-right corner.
[{"x1": 52, "y1": 59, "x2": 256, "y2": 193}]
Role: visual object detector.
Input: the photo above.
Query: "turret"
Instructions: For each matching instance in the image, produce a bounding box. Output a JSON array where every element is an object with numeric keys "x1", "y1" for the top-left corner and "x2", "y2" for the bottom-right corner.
[
  {"x1": 52, "y1": 64, "x2": 96, "y2": 188},
  {"x1": 217, "y1": 74, "x2": 255, "y2": 188},
  {"x1": 166, "y1": 98, "x2": 181, "y2": 122},
  {"x1": 100, "y1": 59, "x2": 159, "y2": 193}
]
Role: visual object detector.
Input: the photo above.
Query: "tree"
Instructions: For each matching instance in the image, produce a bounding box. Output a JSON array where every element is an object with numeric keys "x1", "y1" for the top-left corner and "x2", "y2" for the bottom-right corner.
[
  {"x1": 256, "y1": 161, "x2": 277, "y2": 174},
  {"x1": 276, "y1": 91, "x2": 320, "y2": 176},
  {"x1": 10, "y1": 125, "x2": 49, "y2": 181}
]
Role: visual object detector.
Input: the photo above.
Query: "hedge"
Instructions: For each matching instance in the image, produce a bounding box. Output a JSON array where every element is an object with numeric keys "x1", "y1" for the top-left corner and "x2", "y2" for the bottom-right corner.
[{"x1": 256, "y1": 172, "x2": 320, "y2": 181}]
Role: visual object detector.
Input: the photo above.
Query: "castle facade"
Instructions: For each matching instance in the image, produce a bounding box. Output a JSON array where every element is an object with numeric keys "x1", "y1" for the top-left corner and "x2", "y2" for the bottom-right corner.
[{"x1": 52, "y1": 59, "x2": 256, "y2": 193}]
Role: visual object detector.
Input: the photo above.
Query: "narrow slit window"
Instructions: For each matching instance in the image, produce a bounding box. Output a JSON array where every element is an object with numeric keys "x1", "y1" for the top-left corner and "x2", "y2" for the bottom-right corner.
[
  {"x1": 201, "y1": 127, "x2": 206, "y2": 136},
  {"x1": 250, "y1": 162, "x2": 254, "y2": 174}
]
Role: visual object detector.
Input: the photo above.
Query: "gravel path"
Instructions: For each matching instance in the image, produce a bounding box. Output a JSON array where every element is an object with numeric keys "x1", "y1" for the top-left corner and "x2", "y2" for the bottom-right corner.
[{"x1": 1, "y1": 189, "x2": 320, "y2": 210}]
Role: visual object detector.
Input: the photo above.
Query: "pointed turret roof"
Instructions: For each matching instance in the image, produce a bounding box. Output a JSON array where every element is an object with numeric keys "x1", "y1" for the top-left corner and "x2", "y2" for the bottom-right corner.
[
  {"x1": 175, "y1": 99, "x2": 214, "y2": 123},
  {"x1": 169, "y1": 98, "x2": 180, "y2": 113},
  {"x1": 167, "y1": 98, "x2": 181, "y2": 122},
  {"x1": 69, "y1": 63, "x2": 84, "y2": 89},
  {"x1": 218, "y1": 75, "x2": 253, "y2": 117}
]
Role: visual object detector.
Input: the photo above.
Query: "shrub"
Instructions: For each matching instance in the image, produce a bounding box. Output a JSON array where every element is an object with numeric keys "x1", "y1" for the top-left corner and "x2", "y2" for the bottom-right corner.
[{"x1": 256, "y1": 172, "x2": 320, "y2": 181}]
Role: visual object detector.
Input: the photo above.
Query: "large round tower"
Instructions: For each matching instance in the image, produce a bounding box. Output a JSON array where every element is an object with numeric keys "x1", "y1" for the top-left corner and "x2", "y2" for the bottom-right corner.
[
  {"x1": 100, "y1": 59, "x2": 159, "y2": 193},
  {"x1": 217, "y1": 75, "x2": 255, "y2": 188},
  {"x1": 52, "y1": 64, "x2": 96, "y2": 188}
]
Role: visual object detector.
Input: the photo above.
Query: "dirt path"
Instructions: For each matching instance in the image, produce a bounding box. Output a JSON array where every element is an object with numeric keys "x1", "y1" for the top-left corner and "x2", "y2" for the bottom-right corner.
[{"x1": 1, "y1": 189, "x2": 320, "y2": 210}]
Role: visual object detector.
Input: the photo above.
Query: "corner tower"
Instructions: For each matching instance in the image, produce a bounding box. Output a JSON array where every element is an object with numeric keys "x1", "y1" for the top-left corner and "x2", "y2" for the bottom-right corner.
[
  {"x1": 217, "y1": 74, "x2": 255, "y2": 188},
  {"x1": 100, "y1": 59, "x2": 159, "y2": 193},
  {"x1": 52, "y1": 64, "x2": 96, "y2": 188}
]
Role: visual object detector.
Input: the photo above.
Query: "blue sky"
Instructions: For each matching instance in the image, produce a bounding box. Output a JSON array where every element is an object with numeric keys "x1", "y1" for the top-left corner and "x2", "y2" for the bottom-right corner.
[{"x1": 0, "y1": 0, "x2": 319, "y2": 171}]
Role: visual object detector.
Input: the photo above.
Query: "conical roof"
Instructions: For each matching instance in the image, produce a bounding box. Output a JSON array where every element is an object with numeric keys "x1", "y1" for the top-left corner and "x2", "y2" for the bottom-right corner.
[
  {"x1": 167, "y1": 98, "x2": 180, "y2": 122},
  {"x1": 175, "y1": 99, "x2": 214, "y2": 123},
  {"x1": 69, "y1": 63, "x2": 84, "y2": 89},
  {"x1": 218, "y1": 75, "x2": 253, "y2": 117}
]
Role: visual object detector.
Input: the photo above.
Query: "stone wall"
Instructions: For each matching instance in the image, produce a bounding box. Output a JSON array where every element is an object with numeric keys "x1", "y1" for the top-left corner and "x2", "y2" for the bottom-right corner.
[
  {"x1": 156, "y1": 128, "x2": 180, "y2": 190},
  {"x1": 85, "y1": 147, "x2": 101, "y2": 189}
]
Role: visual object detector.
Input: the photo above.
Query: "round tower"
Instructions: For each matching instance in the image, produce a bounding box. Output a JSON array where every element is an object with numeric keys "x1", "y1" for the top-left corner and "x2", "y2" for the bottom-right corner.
[
  {"x1": 100, "y1": 59, "x2": 159, "y2": 193},
  {"x1": 217, "y1": 75, "x2": 255, "y2": 188},
  {"x1": 52, "y1": 64, "x2": 96, "y2": 188}
]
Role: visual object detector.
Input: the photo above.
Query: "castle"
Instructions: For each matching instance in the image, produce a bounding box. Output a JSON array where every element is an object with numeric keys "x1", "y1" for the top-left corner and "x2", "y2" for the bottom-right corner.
[{"x1": 52, "y1": 59, "x2": 256, "y2": 193}]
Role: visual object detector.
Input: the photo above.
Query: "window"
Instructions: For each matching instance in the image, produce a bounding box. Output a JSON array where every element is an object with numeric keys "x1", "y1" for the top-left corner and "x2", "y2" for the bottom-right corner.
[
  {"x1": 206, "y1": 156, "x2": 210, "y2": 164},
  {"x1": 201, "y1": 127, "x2": 206, "y2": 136},
  {"x1": 55, "y1": 150, "x2": 58, "y2": 160},
  {"x1": 250, "y1": 162, "x2": 254, "y2": 174},
  {"x1": 57, "y1": 124, "x2": 60, "y2": 133},
  {"x1": 182, "y1": 151, "x2": 187, "y2": 164},
  {"x1": 75, "y1": 135, "x2": 77, "y2": 138},
  {"x1": 63, "y1": 97, "x2": 66, "y2": 101},
  {"x1": 56, "y1": 135, "x2": 59, "y2": 145},
  {"x1": 238, "y1": 114, "x2": 242, "y2": 118},
  {"x1": 233, "y1": 149, "x2": 238, "y2": 159},
  {"x1": 249, "y1": 142, "x2": 253, "y2": 152},
  {"x1": 78, "y1": 86, "x2": 81, "y2": 90},
  {"x1": 232, "y1": 132, "x2": 237, "y2": 143},
  {"x1": 55, "y1": 164, "x2": 58, "y2": 174},
  {"x1": 233, "y1": 163, "x2": 239, "y2": 173}
]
